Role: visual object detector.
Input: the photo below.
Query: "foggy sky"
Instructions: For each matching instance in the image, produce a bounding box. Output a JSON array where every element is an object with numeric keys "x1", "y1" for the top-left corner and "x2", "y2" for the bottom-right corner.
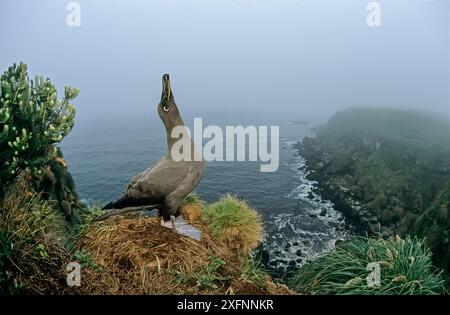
[{"x1": 0, "y1": 0, "x2": 449, "y2": 128}]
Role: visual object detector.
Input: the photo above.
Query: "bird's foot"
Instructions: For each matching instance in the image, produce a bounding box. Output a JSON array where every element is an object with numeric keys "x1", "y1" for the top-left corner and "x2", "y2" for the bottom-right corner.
[
  {"x1": 160, "y1": 216, "x2": 178, "y2": 232},
  {"x1": 170, "y1": 215, "x2": 177, "y2": 232},
  {"x1": 160, "y1": 216, "x2": 201, "y2": 241}
]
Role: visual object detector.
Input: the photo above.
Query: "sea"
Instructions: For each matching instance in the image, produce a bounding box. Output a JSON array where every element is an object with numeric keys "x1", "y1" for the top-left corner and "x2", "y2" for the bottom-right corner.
[{"x1": 60, "y1": 116, "x2": 348, "y2": 271}]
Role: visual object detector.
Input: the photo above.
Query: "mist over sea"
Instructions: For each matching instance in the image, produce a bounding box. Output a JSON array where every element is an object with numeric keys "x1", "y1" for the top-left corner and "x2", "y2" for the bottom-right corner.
[{"x1": 61, "y1": 116, "x2": 348, "y2": 270}]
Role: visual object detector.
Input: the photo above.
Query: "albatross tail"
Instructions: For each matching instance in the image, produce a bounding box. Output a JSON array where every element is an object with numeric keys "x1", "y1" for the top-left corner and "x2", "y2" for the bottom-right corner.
[
  {"x1": 101, "y1": 195, "x2": 132, "y2": 210},
  {"x1": 102, "y1": 193, "x2": 163, "y2": 210}
]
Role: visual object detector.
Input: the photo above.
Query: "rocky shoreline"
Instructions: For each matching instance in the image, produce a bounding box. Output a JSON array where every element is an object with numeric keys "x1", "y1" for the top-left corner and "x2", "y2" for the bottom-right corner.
[
  {"x1": 290, "y1": 108, "x2": 450, "y2": 286},
  {"x1": 294, "y1": 139, "x2": 379, "y2": 237}
]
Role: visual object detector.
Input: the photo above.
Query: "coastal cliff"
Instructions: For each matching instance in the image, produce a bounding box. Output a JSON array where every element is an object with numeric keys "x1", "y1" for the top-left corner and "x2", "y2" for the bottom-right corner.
[{"x1": 296, "y1": 107, "x2": 450, "y2": 285}]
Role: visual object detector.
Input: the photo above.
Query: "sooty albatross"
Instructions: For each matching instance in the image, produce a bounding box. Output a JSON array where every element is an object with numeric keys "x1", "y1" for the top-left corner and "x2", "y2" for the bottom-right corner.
[{"x1": 94, "y1": 74, "x2": 206, "y2": 234}]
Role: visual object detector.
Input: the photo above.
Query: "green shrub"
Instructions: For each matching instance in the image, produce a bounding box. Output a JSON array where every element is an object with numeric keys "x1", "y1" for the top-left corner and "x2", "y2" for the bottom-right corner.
[
  {"x1": 0, "y1": 62, "x2": 78, "y2": 196},
  {"x1": 288, "y1": 236, "x2": 446, "y2": 295}
]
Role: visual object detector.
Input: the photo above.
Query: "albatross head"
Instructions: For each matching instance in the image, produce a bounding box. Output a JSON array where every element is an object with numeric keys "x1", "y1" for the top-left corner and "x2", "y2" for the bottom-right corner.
[{"x1": 158, "y1": 74, "x2": 183, "y2": 130}]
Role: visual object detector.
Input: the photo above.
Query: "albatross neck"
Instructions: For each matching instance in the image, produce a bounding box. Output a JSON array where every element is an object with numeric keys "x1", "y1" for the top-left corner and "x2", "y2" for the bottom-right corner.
[{"x1": 165, "y1": 115, "x2": 191, "y2": 157}]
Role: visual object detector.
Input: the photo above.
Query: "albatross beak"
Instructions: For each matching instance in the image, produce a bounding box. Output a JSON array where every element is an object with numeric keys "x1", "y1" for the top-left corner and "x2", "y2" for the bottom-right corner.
[{"x1": 162, "y1": 74, "x2": 172, "y2": 100}]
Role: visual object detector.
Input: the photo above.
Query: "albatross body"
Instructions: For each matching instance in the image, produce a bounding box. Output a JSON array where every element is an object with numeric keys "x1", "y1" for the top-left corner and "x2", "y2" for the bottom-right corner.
[{"x1": 94, "y1": 74, "x2": 206, "y2": 231}]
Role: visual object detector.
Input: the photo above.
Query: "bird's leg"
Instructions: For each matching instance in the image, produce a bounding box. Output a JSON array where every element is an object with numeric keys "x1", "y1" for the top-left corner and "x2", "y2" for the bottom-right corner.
[
  {"x1": 158, "y1": 208, "x2": 164, "y2": 226},
  {"x1": 170, "y1": 215, "x2": 177, "y2": 232}
]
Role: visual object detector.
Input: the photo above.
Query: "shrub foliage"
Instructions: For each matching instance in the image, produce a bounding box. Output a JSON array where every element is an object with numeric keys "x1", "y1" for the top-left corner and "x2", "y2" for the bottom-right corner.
[{"x1": 0, "y1": 62, "x2": 78, "y2": 195}]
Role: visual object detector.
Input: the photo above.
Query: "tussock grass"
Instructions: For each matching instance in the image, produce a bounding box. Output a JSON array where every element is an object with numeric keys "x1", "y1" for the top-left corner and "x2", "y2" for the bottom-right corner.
[
  {"x1": 0, "y1": 178, "x2": 70, "y2": 294},
  {"x1": 288, "y1": 236, "x2": 446, "y2": 295},
  {"x1": 202, "y1": 195, "x2": 263, "y2": 257},
  {"x1": 240, "y1": 260, "x2": 267, "y2": 288}
]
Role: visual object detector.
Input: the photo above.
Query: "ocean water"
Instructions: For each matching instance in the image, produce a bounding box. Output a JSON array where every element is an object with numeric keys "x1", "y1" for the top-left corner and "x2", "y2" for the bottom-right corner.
[{"x1": 60, "y1": 117, "x2": 347, "y2": 270}]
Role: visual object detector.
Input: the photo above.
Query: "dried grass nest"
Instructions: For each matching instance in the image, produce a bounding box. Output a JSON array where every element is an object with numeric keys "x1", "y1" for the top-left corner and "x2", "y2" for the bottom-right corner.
[{"x1": 76, "y1": 195, "x2": 293, "y2": 295}]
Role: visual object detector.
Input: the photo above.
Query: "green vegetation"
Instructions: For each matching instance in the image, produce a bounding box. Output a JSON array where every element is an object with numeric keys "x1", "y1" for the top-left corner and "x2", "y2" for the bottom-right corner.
[
  {"x1": 171, "y1": 256, "x2": 269, "y2": 292},
  {"x1": 240, "y1": 260, "x2": 267, "y2": 289},
  {"x1": 414, "y1": 183, "x2": 450, "y2": 285},
  {"x1": 289, "y1": 236, "x2": 446, "y2": 295},
  {"x1": 0, "y1": 62, "x2": 78, "y2": 197},
  {"x1": 313, "y1": 108, "x2": 450, "y2": 208},
  {"x1": 171, "y1": 255, "x2": 230, "y2": 290},
  {"x1": 203, "y1": 195, "x2": 263, "y2": 257},
  {"x1": 300, "y1": 107, "x2": 450, "y2": 287},
  {"x1": 184, "y1": 193, "x2": 203, "y2": 205},
  {"x1": 73, "y1": 249, "x2": 102, "y2": 272},
  {"x1": 0, "y1": 178, "x2": 70, "y2": 294},
  {"x1": 0, "y1": 62, "x2": 81, "y2": 293}
]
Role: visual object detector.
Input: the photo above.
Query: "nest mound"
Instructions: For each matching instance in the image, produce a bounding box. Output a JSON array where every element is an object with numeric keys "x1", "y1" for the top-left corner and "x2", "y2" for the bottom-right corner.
[{"x1": 76, "y1": 199, "x2": 293, "y2": 295}]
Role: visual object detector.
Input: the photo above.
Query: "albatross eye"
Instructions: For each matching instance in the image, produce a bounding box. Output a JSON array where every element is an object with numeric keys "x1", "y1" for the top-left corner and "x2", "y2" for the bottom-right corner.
[{"x1": 163, "y1": 105, "x2": 170, "y2": 112}]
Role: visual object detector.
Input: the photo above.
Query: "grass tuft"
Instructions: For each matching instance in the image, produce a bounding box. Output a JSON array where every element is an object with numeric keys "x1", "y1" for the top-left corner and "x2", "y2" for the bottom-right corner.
[
  {"x1": 288, "y1": 235, "x2": 446, "y2": 295},
  {"x1": 202, "y1": 195, "x2": 263, "y2": 257}
]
